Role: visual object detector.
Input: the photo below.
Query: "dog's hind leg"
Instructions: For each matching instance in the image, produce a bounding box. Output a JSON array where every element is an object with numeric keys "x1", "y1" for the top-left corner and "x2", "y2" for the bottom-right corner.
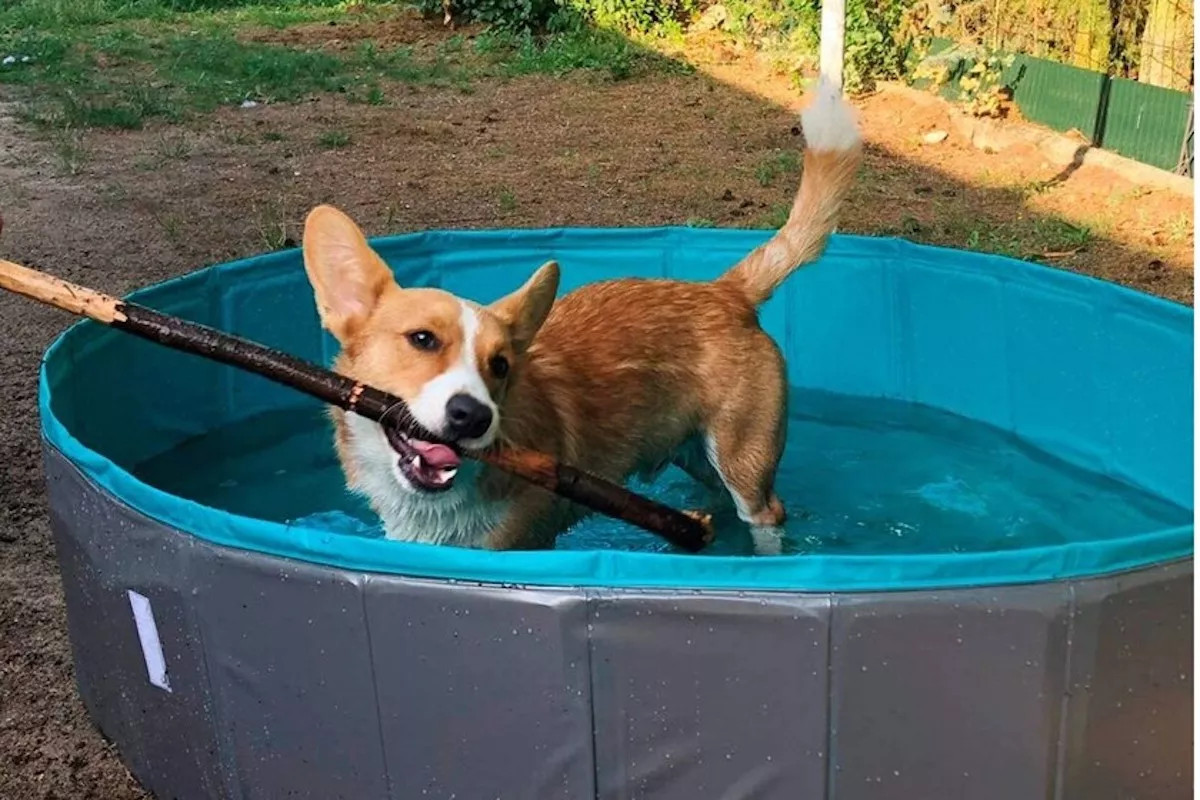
[
  {"x1": 670, "y1": 435, "x2": 726, "y2": 493},
  {"x1": 701, "y1": 353, "x2": 789, "y2": 554}
]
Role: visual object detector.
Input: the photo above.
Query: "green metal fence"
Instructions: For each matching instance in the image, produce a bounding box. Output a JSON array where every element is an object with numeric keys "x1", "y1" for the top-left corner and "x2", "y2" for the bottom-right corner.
[
  {"x1": 1005, "y1": 56, "x2": 1109, "y2": 142},
  {"x1": 1101, "y1": 77, "x2": 1193, "y2": 171},
  {"x1": 918, "y1": 42, "x2": 1194, "y2": 174}
]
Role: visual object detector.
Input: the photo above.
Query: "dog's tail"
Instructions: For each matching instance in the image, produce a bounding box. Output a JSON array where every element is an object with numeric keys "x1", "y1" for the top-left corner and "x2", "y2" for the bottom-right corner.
[{"x1": 718, "y1": 76, "x2": 862, "y2": 306}]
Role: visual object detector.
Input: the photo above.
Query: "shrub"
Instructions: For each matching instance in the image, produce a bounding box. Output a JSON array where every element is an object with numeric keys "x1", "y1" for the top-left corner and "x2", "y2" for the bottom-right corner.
[
  {"x1": 718, "y1": 0, "x2": 919, "y2": 92},
  {"x1": 421, "y1": 0, "x2": 924, "y2": 92},
  {"x1": 422, "y1": 0, "x2": 699, "y2": 34},
  {"x1": 570, "y1": 0, "x2": 701, "y2": 32},
  {"x1": 416, "y1": 0, "x2": 561, "y2": 31}
]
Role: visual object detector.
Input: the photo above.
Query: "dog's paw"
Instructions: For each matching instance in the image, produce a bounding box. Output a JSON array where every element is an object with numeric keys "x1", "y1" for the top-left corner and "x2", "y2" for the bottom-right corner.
[{"x1": 751, "y1": 526, "x2": 784, "y2": 556}]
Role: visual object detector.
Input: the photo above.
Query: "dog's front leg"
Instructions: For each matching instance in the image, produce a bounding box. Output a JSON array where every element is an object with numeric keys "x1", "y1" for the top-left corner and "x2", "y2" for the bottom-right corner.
[{"x1": 485, "y1": 490, "x2": 561, "y2": 551}]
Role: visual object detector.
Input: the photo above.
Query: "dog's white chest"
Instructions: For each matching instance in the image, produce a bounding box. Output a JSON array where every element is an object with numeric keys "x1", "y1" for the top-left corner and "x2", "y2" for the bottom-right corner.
[
  {"x1": 343, "y1": 415, "x2": 509, "y2": 548},
  {"x1": 380, "y1": 493, "x2": 508, "y2": 548}
]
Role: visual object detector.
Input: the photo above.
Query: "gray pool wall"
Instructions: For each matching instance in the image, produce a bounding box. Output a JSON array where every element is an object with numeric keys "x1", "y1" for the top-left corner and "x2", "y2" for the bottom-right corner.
[{"x1": 47, "y1": 447, "x2": 1193, "y2": 800}]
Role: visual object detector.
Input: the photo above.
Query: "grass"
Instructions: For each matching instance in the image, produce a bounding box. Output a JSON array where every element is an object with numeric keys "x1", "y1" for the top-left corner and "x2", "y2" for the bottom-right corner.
[
  {"x1": 157, "y1": 212, "x2": 183, "y2": 243},
  {"x1": 754, "y1": 203, "x2": 790, "y2": 229},
  {"x1": 1017, "y1": 178, "x2": 1055, "y2": 198},
  {"x1": 154, "y1": 132, "x2": 191, "y2": 160},
  {"x1": 1167, "y1": 213, "x2": 1192, "y2": 243},
  {"x1": 952, "y1": 217, "x2": 1094, "y2": 259},
  {"x1": 753, "y1": 149, "x2": 800, "y2": 187},
  {"x1": 744, "y1": 202, "x2": 1099, "y2": 262},
  {"x1": 50, "y1": 126, "x2": 88, "y2": 174},
  {"x1": 98, "y1": 180, "x2": 130, "y2": 204},
  {"x1": 252, "y1": 196, "x2": 291, "y2": 250},
  {"x1": 497, "y1": 186, "x2": 517, "y2": 212},
  {"x1": 478, "y1": 27, "x2": 690, "y2": 81},
  {"x1": 0, "y1": 2, "x2": 1144, "y2": 275},
  {"x1": 220, "y1": 129, "x2": 258, "y2": 146},
  {"x1": 384, "y1": 202, "x2": 401, "y2": 229},
  {"x1": 318, "y1": 129, "x2": 351, "y2": 149},
  {"x1": 3, "y1": 26, "x2": 463, "y2": 130},
  {"x1": 0, "y1": 0, "x2": 684, "y2": 137},
  {"x1": 0, "y1": 0, "x2": 346, "y2": 30}
]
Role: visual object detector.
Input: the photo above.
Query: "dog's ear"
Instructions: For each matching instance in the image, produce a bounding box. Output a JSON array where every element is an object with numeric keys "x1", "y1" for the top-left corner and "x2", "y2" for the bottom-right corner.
[
  {"x1": 489, "y1": 260, "x2": 560, "y2": 354},
  {"x1": 302, "y1": 204, "x2": 395, "y2": 342}
]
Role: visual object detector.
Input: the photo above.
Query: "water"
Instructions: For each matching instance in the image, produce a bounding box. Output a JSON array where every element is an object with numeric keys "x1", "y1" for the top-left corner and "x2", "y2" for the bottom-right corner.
[{"x1": 133, "y1": 389, "x2": 1190, "y2": 557}]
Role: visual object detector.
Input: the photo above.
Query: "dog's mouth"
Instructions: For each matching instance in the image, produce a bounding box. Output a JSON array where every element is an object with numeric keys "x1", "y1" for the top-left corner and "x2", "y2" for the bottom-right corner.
[{"x1": 385, "y1": 427, "x2": 461, "y2": 492}]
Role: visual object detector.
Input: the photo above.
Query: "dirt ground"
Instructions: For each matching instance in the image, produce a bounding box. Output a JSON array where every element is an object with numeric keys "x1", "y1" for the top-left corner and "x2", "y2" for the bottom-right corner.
[{"x1": 0, "y1": 13, "x2": 1192, "y2": 800}]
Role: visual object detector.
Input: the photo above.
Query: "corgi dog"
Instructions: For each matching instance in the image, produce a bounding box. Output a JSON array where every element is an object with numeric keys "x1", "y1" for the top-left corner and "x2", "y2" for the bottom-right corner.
[{"x1": 302, "y1": 77, "x2": 862, "y2": 552}]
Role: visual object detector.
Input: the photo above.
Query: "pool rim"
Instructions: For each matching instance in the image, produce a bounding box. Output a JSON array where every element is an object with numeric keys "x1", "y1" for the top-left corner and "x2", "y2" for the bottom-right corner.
[{"x1": 38, "y1": 227, "x2": 1195, "y2": 593}]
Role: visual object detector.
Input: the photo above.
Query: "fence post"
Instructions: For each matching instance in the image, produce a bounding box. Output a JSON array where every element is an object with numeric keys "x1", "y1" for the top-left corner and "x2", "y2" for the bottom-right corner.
[
  {"x1": 1176, "y1": 101, "x2": 1194, "y2": 177},
  {"x1": 820, "y1": 0, "x2": 846, "y2": 89}
]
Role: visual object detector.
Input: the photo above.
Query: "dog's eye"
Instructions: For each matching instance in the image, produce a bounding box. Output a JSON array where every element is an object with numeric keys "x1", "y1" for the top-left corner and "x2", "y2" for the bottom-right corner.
[
  {"x1": 489, "y1": 355, "x2": 510, "y2": 379},
  {"x1": 407, "y1": 330, "x2": 439, "y2": 351}
]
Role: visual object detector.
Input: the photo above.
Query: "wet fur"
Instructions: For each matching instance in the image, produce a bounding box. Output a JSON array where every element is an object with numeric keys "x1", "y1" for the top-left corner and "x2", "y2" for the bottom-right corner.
[{"x1": 303, "y1": 78, "x2": 863, "y2": 551}]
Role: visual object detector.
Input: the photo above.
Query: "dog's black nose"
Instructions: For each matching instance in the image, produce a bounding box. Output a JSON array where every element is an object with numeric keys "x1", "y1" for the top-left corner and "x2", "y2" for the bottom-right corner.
[{"x1": 445, "y1": 393, "x2": 493, "y2": 440}]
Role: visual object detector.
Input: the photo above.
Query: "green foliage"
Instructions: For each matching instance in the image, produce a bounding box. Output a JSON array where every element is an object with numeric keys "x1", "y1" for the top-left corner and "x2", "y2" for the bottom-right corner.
[
  {"x1": 754, "y1": 202, "x2": 791, "y2": 229},
  {"x1": 416, "y1": 0, "x2": 698, "y2": 36},
  {"x1": 0, "y1": 0, "x2": 690, "y2": 135},
  {"x1": 840, "y1": 0, "x2": 912, "y2": 91},
  {"x1": 571, "y1": 0, "x2": 700, "y2": 33},
  {"x1": 318, "y1": 129, "x2": 352, "y2": 148},
  {"x1": 474, "y1": 24, "x2": 685, "y2": 79},
  {"x1": 496, "y1": 186, "x2": 518, "y2": 211},
  {"x1": 414, "y1": 0, "x2": 560, "y2": 32},
  {"x1": 0, "y1": 0, "x2": 346, "y2": 29},
  {"x1": 427, "y1": 0, "x2": 922, "y2": 91},
  {"x1": 365, "y1": 84, "x2": 386, "y2": 104},
  {"x1": 709, "y1": 0, "x2": 921, "y2": 92},
  {"x1": 0, "y1": 13, "x2": 473, "y2": 131},
  {"x1": 912, "y1": 44, "x2": 1016, "y2": 117},
  {"x1": 753, "y1": 148, "x2": 800, "y2": 186},
  {"x1": 949, "y1": 215, "x2": 1094, "y2": 260},
  {"x1": 0, "y1": 0, "x2": 929, "y2": 98}
]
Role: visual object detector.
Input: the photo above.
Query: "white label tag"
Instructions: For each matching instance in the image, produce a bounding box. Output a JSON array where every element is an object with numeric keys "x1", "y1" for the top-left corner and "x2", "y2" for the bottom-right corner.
[{"x1": 127, "y1": 590, "x2": 172, "y2": 693}]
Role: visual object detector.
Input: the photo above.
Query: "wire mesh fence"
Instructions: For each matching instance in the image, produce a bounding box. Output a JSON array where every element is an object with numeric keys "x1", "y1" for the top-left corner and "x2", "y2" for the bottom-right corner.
[
  {"x1": 935, "y1": 0, "x2": 1193, "y2": 90},
  {"x1": 906, "y1": 0, "x2": 1195, "y2": 172}
]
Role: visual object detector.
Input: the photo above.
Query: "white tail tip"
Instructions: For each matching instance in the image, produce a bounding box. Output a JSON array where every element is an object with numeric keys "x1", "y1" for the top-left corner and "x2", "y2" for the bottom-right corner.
[{"x1": 799, "y1": 74, "x2": 860, "y2": 153}]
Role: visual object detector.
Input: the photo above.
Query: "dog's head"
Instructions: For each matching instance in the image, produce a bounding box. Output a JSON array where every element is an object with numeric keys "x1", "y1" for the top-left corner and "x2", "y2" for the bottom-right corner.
[{"x1": 302, "y1": 205, "x2": 559, "y2": 496}]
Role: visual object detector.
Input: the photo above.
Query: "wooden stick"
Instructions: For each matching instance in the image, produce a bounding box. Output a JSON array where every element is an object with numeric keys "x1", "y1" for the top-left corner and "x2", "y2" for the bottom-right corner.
[{"x1": 0, "y1": 259, "x2": 714, "y2": 552}]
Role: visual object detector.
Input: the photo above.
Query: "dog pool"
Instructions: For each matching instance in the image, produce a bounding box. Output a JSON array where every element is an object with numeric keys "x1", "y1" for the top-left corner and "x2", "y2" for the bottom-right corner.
[{"x1": 41, "y1": 228, "x2": 1192, "y2": 799}]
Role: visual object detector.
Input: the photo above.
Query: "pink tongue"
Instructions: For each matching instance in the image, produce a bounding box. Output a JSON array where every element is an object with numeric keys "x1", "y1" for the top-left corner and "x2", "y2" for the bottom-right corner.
[{"x1": 409, "y1": 440, "x2": 461, "y2": 469}]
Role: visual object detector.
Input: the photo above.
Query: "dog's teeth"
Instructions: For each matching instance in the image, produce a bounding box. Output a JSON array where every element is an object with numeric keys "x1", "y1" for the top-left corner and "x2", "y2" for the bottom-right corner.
[
  {"x1": 430, "y1": 466, "x2": 457, "y2": 486},
  {"x1": 411, "y1": 455, "x2": 422, "y2": 469}
]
